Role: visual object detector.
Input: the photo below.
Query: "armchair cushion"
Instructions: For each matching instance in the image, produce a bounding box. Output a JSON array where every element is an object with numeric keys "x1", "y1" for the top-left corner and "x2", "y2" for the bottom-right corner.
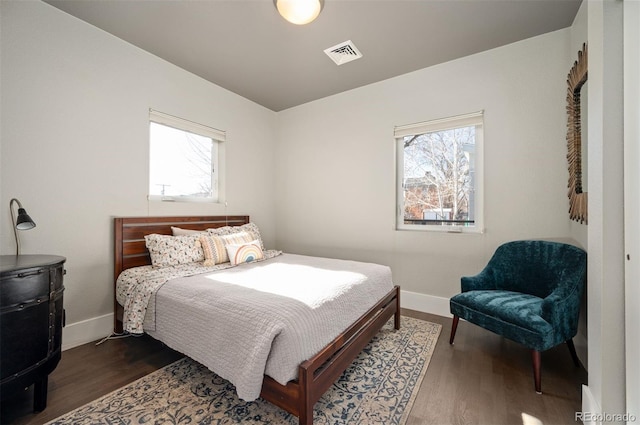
[{"x1": 450, "y1": 290, "x2": 555, "y2": 350}]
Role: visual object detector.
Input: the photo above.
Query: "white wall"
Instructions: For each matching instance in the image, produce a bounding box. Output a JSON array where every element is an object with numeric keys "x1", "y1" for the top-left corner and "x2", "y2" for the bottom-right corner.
[
  {"x1": 0, "y1": 1, "x2": 278, "y2": 348},
  {"x1": 624, "y1": 1, "x2": 640, "y2": 419},
  {"x1": 569, "y1": 0, "x2": 589, "y2": 368},
  {"x1": 275, "y1": 28, "x2": 573, "y2": 312},
  {"x1": 582, "y1": 0, "x2": 626, "y2": 422}
]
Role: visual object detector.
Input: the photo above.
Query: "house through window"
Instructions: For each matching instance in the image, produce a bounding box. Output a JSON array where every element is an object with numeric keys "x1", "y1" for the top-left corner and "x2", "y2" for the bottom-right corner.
[{"x1": 395, "y1": 111, "x2": 484, "y2": 232}]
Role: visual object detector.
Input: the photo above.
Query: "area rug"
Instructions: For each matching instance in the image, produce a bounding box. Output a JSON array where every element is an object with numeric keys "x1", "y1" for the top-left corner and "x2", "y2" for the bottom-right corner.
[{"x1": 46, "y1": 316, "x2": 441, "y2": 425}]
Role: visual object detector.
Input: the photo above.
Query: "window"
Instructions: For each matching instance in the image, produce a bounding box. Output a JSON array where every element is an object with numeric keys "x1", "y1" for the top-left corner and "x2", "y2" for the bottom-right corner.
[
  {"x1": 395, "y1": 111, "x2": 483, "y2": 232},
  {"x1": 148, "y1": 110, "x2": 225, "y2": 202}
]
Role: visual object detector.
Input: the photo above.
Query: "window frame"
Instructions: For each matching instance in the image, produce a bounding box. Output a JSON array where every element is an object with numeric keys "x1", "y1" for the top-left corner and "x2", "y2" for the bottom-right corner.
[
  {"x1": 148, "y1": 109, "x2": 225, "y2": 203},
  {"x1": 395, "y1": 111, "x2": 484, "y2": 234}
]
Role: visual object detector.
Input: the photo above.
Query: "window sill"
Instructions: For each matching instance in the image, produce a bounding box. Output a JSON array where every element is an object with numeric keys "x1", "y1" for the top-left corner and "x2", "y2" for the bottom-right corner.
[
  {"x1": 147, "y1": 195, "x2": 219, "y2": 203},
  {"x1": 395, "y1": 225, "x2": 485, "y2": 234}
]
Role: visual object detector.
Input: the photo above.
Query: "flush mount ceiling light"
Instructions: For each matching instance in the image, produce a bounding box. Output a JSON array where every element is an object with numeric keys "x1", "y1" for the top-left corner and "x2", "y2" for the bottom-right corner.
[{"x1": 274, "y1": 0, "x2": 324, "y2": 25}]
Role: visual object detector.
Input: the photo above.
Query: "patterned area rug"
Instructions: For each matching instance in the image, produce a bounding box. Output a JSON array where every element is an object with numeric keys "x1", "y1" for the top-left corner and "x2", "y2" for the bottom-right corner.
[{"x1": 46, "y1": 317, "x2": 441, "y2": 425}]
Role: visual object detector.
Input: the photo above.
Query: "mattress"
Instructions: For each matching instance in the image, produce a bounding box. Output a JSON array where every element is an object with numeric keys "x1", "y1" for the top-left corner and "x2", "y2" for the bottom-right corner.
[{"x1": 117, "y1": 253, "x2": 394, "y2": 401}]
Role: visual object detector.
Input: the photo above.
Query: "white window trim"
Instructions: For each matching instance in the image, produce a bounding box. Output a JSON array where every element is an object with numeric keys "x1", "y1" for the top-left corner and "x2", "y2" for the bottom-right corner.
[
  {"x1": 149, "y1": 109, "x2": 226, "y2": 142},
  {"x1": 148, "y1": 109, "x2": 226, "y2": 203},
  {"x1": 395, "y1": 111, "x2": 484, "y2": 234}
]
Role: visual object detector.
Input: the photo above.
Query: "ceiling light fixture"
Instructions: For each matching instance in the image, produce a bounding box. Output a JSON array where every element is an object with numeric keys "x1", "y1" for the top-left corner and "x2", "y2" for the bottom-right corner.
[{"x1": 274, "y1": 0, "x2": 324, "y2": 25}]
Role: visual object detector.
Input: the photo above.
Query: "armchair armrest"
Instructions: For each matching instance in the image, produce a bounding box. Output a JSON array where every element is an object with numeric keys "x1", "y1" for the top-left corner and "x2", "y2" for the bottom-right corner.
[
  {"x1": 540, "y1": 283, "x2": 583, "y2": 339},
  {"x1": 461, "y1": 269, "x2": 497, "y2": 292}
]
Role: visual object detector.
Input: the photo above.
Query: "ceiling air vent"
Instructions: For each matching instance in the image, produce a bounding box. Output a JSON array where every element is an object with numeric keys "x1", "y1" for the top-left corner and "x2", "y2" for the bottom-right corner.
[{"x1": 324, "y1": 40, "x2": 363, "y2": 66}]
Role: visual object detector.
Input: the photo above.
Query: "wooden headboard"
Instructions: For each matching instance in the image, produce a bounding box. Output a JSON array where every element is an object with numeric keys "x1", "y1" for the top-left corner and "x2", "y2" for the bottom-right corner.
[{"x1": 113, "y1": 215, "x2": 250, "y2": 332}]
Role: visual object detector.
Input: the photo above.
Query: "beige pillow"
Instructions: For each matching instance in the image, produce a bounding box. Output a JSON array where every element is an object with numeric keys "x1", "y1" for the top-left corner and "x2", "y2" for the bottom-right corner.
[{"x1": 171, "y1": 226, "x2": 206, "y2": 236}]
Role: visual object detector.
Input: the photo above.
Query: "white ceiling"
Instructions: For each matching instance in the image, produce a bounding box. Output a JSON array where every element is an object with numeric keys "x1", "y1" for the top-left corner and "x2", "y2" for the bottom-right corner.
[{"x1": 45, "y1": 0, "x2": 582, "y2": 112}]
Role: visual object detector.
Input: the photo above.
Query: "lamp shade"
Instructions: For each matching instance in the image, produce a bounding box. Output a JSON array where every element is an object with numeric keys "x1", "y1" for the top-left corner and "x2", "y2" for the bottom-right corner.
[
  {"x1": 274, "y1": 0, "x2": 324, "y2": 25},
  {"x1": 16, "y1": 208, "x2": 36, "y2": 230},
  {"x1": 10, "y1": 198, "x2": 36, "y2": 255}
]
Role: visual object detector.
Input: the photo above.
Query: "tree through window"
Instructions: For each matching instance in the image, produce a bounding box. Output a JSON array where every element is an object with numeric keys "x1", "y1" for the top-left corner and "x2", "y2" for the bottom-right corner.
[{"x1": 396, "y1": 112, "x2": 483, "y2": 232}]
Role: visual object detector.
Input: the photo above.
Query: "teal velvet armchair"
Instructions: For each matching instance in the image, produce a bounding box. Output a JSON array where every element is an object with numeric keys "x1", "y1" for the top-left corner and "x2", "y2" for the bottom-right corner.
[{"x1": 449, "y1": 240, "x2": 587, "y2": 393}]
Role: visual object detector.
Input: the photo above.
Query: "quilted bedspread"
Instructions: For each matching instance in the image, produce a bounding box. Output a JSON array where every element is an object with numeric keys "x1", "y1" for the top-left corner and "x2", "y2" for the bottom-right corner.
[
  {"x1": 136, "y1": 253, "x2": 394, "y2": 401},
  {"x1": 116, "y1": 250, "x2": 282, "y2": 334}
]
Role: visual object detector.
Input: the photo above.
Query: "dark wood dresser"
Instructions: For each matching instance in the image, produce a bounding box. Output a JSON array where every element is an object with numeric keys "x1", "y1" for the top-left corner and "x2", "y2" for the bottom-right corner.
[{"x1": 0, "y1": 255, "x2": 65, "y2": 412}]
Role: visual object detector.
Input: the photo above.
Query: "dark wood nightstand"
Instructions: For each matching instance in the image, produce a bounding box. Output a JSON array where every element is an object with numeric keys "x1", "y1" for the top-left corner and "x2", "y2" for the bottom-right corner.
[{"x1": 0, "y1": 255, "x2": 66, "y2": 412}]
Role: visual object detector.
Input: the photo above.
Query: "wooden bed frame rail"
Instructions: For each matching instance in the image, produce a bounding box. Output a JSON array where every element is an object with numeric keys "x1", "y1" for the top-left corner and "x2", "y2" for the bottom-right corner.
[
  {"x1": 261, "y1": 286, "x2": 399, "y2": 424},
  {"x1": 113, "y1": 215, "x2": 400, "y2": 425}
]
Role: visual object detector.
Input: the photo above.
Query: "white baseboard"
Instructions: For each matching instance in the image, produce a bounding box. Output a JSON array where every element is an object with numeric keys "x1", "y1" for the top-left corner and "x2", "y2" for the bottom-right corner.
[
  {"x1": 400, "y1": 289, "x2": 451, "y2": 318},
  {"x1": 62, "y1": 313, "x2": 114, "y2": 351},
  {"x1": 580, "y1": 385, "x2": 602, "y2": 425}
]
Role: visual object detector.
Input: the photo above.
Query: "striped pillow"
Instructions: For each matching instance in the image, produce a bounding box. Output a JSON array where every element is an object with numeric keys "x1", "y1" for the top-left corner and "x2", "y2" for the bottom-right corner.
[
  {"x1": 207, "y1": 222, "x2": 265, "y2": 251},
  {"x1": 200, "y1": 231, "x2": 253, "y2": 266}
]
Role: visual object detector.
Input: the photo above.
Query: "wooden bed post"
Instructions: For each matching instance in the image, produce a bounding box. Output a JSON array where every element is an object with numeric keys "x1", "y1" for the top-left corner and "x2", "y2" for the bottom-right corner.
[
  {"x1": 394, "y1": 286, "x2": 401, "y2": 330},
  {"x1": 297, "y1": 364, "x2": 313, "y2": 425},
  {"x1": 114, "y1": 217, "x2": 124, "y2": 334}
]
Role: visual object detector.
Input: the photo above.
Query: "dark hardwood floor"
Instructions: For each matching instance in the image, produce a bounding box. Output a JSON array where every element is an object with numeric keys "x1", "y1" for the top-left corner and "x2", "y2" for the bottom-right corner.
[
  {"x1": 402, "y1": 310, "x2": 587, "y2": 425},
  {"x1": 1, "y1": 310, "x2": 586, "y2": 425}
]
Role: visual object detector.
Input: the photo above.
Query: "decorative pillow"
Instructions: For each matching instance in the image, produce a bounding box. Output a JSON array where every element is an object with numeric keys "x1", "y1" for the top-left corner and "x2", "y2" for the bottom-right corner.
[
  {"x1": 144, "y1": 234, "x2": 204, "y2": 268},
  {"x1": 226, "y1": 240, "x2": 264, "y2": 266},
  {"x1": 207, "y1": 222, "x2": 265, "y2": 250},
  {"x1": 200, "y1": 231, "x2": 253, "y2": 266},
  {"x1": 171, "y1": 226, "x2": 207, "y2": 236}
]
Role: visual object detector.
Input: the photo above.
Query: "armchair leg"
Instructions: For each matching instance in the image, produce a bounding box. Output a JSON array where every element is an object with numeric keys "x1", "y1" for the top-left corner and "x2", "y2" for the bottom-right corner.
[
  {"x1": 449, "y1": 315, "x2": 459, "y2": 344},
  {"x1": 531, "y1": 350, "x2": 542, "y2": 394},
  {"x1": 566, "y1": 339, "x2": 581, "y2": 367}
]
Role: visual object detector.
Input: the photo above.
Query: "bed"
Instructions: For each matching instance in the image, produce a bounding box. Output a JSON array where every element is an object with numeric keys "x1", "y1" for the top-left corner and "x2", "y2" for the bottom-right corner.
[{"x1": 114, "y1": 215, "x2": 400, "y2": 425}]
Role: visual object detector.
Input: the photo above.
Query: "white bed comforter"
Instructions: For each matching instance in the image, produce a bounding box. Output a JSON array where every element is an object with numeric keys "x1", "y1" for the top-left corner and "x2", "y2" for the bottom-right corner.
[{"x1": 140, "y1": 253, "x2": 394, "y2": 401}]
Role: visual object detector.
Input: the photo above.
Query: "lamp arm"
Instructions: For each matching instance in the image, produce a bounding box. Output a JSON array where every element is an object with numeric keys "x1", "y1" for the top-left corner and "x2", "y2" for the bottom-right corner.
[{"x1": 10, "y1": 198, "x2": 22, "y2": 256}]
